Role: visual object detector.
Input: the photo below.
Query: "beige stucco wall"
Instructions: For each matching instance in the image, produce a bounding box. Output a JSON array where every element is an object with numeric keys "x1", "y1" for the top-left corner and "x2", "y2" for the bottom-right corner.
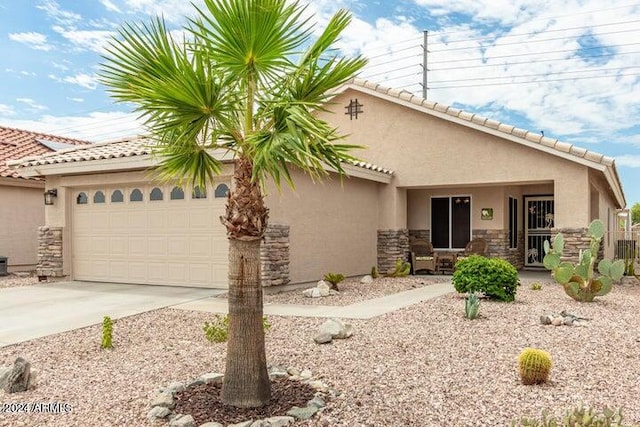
[
  {"x1": 267, "y1": 168, "x2": 379, "y2": 284},
  {"x1": 0, "y1": 182, "x2": 44, "y2": 271},
  {"x1": 589, "y1": 169, "x2": 620, "y2": 259},
  {"x1": 45, "y1": 165, "x2": 379, "y2": 284},
  {"x1": 320, "y1": 90, "x2": 595, "y2": 229}
]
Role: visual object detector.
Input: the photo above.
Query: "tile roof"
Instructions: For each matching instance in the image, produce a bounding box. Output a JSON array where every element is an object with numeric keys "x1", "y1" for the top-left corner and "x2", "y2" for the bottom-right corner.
[
  {"x1": 0, "y1": 126, "x2": 92, "y2": 179},
  {"x1": 345, "y1": 78, "x2": 617, "y2": 167},
  {"x1": 11, "y1": 136, "x2": 395, "y2": 176}
]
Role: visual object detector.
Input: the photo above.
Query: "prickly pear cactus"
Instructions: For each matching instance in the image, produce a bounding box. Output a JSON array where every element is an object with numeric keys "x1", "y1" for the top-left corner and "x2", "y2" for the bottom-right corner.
[{"x1": 543, "y1": 219, "x2": 625, "y2": 302}]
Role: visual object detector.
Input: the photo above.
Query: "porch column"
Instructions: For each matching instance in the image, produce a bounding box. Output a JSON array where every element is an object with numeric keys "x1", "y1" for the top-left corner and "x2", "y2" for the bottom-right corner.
[
  {"x1": 377, "y1": 185, "x2": 409, "y2": 274},
  {"x1": 37, "y1": 176, "x2": 68, "y2": 279}
]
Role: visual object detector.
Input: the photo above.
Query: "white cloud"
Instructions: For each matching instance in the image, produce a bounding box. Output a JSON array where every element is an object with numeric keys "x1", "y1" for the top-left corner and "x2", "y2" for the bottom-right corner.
[
  {"x1": 100, "y1": 0, "x2": 121, "y2": 13},
  {"x1": 52, "y1": 26, "x2": 115, "y2": 53},
  {"x1": 616, "y1": 155, "x2": 640, "y2": 168},
  {"x1": 16, "y1": 98, "x2": 48, "y2": 111},
  {"x1": 67, "y1": 97, "x2": 84, "y2": 103},
  {"x1": 0, "y1": 111, "x2": 144, "y2": 142},
  {"x1": 36, "y1": 0, "x2": 81, "y2": 25},
  {"x1": 8, "y1": 32, "x2": 54, "y2": 51},
  {"x1": 0, "y1": 104, "x2": 15, "y2": 116},
  {"x1": 122, "y1": 0, "x2": 204, "y2": 23},
  {"x1": 54, "y1": 73, "x2": 98, "y2": 90}
]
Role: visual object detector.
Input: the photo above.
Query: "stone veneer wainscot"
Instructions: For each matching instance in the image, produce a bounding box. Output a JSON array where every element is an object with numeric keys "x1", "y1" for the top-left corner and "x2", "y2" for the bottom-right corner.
[
  {"x1": 260, "y1": 224, "x2": 290, "y2": 287},
  {"x1": 36, "y1": 226, "x2": 63, "y2": 278},
  {"x1": 377, "y1": 229, "x2": 410, "y2": 275}
]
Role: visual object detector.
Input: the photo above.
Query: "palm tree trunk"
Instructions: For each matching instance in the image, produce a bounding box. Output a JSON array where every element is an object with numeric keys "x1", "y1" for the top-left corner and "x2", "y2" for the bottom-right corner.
[{"x1": 221, "y1": 157, "x2": 270, "y2": 407}]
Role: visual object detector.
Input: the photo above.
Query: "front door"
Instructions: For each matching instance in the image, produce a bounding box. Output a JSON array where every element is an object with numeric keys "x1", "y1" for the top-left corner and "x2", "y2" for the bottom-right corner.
[{"x1": 525, "y1": 196, "x2": 554, "y2": 267}]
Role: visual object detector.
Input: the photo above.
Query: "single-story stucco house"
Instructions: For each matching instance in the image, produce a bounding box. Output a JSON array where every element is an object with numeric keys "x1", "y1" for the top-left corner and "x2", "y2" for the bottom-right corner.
[
  {"x1": 0, "y1": 126, "x2": 90, "y2": 272},
  {"x1": 8, "y1": 79, "x2": 626, "y2": 288}
]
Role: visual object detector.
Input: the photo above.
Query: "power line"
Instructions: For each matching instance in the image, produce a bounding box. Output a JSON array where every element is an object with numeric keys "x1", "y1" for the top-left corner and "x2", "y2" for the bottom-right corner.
[
  {"x1": 430, "y1": 27, "x2": 640, "y2": 53},
  {"x1": 431, "y1": 50, "x2": 640, "y2": 72},
  {"x1": 429, "y1": 18, "x2": 640, "y2": 47},
  {"x1": 429, "y1": 72, "x2": 640, "y2": 89},
  {"x1": 430, "y1": 65, "x2": 640, "y2": 84},
  {"x1": 366, "y1": 44, "x2": 421, "y2": 60},
  {"x1": 429, "y1": 41, "x2": 640, "y2": 64},
  {"x1": 363, "y1": 53, "x2": 421, "y2": 70}
]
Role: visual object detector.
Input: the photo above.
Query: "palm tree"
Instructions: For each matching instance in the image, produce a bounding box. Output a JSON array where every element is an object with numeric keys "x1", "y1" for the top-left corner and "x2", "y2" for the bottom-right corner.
[{"x1": 100, "y1": 0, "x2": 366, "y2": 408}]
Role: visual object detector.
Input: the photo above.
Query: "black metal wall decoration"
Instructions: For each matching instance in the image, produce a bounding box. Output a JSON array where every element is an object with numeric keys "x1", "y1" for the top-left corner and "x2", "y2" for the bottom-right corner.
[{"x1": 345, "y1": 98, "x2": 363, "y2": 120}]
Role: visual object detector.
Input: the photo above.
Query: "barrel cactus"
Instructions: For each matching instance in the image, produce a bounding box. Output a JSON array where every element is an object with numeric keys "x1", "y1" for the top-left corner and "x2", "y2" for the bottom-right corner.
[
  {"x1": 543, "y1": 219, "x2": 625, "y2": 302},
  {"x1": 518, "y1": 347, "x2": 552, "y2": 385}
]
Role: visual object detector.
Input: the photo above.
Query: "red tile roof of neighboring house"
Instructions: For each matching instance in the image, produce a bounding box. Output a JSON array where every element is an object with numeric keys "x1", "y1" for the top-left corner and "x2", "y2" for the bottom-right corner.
[{"x1": 0, "y1": 126, "x2": 92, "y2": 179}]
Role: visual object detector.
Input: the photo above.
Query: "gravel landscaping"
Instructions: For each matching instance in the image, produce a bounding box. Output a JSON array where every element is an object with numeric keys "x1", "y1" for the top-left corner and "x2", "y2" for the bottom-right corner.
[
  {"x1": 0, "y1": 272, "x2": 40, "y2": 289},
  {"x1": 1, "y1": 275, "x2": 640, "y2": 426}
]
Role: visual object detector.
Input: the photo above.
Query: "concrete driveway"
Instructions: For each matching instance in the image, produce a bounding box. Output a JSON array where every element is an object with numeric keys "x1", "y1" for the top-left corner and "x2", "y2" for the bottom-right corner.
[{"x1": 0, "y1": 281, "x2": 223, "y2": 347}]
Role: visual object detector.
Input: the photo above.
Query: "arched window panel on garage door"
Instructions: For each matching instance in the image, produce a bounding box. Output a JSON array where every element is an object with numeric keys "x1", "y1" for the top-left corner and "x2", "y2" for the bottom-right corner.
[
  {"x1": 170, "y1": 186, "x2": 185, "y2": 200},
  {"x1": 150, "y1": 187, "x2": 163, "y2": 201},
  {"x1": 130, "y1": 189, "x2": 143, "y2": 202},
  {"x1": 76, "y1": 192, "x2": 88, "y2": 205},
  {"x1": 192, "y1": 185, "x2": 207, "y2": 199},
  {"x1": 214, "y1": 183, "x2": 229, "y2": 198},
  {"x1": 93, "y1": 191, "x2": 105, "y2": 204},
  {"x1": 111, "y1": 190, "x2": 124, "y2": 203}
]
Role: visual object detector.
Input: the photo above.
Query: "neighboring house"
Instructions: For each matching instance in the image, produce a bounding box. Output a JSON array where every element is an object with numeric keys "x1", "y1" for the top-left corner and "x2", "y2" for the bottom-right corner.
[
  {"x1": 0, "y1": 126, "x2": 91, "y2": 272},
  {"x1": 9, "y1": 79, "x2": 626, "y2": 288}
]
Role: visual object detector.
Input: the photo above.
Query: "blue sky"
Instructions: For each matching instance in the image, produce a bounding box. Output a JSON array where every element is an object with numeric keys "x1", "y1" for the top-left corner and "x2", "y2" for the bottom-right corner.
[{"x1": 0, "y1": 0, "x2": 639, "y2": 205}]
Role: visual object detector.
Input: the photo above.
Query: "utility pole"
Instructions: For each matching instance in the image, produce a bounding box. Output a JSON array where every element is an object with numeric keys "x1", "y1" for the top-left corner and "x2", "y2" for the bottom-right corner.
[{"x1": 421, "y1": 30, "x2": 428, "y2": 99}]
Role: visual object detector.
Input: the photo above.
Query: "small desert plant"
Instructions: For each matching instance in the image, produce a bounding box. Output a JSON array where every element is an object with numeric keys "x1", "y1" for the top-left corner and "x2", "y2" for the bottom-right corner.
[
  {"x1": 543, "y1": 219, "x2": 625, "y2": 302},
  {"x1": 323, "y1": 272, "x2": 345, "y2": 290},
  {"x1": 453, "y1": 255, "x2": 519, "y2": 302},
  {"x1": 386, "y1": 258, "x2": 410, "y2": 277},
  {"x1": 464, "y1": 293, "x2": 480, "y2": 319},
  {"x1": 204, "y1": 315, "x2": 271, "y2": 343},
  {"x1": 515, "y1": 406, "x2": 625, "y2": 426},
  {"x1": 371, "y1": 265, "x2": 379, "y2": 279},
  {"x1": 518, "y1": 347, "x2": 552, "y2": 385},
  {"x1": 101, "y1": 316, "x2": 113, "y2": 349},
  {"x1": 530, "y1": 282, "x2": 543, "y2": 291}
]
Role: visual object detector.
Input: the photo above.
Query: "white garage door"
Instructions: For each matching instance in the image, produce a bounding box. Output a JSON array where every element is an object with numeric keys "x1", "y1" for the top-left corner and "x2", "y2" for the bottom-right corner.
[{"x1": 71, "y1": 182, "x2": 230, "y2": 288}]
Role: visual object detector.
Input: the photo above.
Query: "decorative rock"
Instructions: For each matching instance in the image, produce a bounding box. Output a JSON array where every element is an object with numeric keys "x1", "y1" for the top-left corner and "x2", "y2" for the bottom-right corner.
[
  {"x1": 317, "y1": 280, "x2": 330, "y2": 288},
  {"x1": 268, "y1": 366, "x2": 288, "y2": 378},
  {"x1": 13, "y1": 272, "x2": 30, "y2": 277},
  {"x1": 563, "y1": 316, "x2": 575, "y2": 326},
  {"x1": 199, "y1": 373, "x2": 224, "y2": 385},
  {"x1": 307, "y1": 380, "x2": 329, "y2": 393},
  {"x1": 264, "y1": 416, "x2": 295, "y2": 427},
  {"x1": 318, "y1": 318, "x2": 353, "y2": 340},
  {"x1": 360, "y1": 275, "x2": 373, "y2": 284},
  {"x1": 187, "y1": 379, "x2": 205, "y2": 388},
  {"x1": 166, "y1": 381, "x2": 185, "y2": 393},
  {"x1": 551, "y1": 317, "x2": 563, "y2": 326},
  {"x1": 299, "y1": 369, "x2": 312, "y2": 380},
  {"x1": 2, "y1": 357, "x2": 32, "y2": 393},
  {"x1": 311, "y1": 288, "x2": 321, "y2": 298},
  {"x1": 313, "y1": 332, "x2": 333, "y2": 344},
  {"x1": 151, "y1": 391, "x2": 175, "y2": 409},
  {"x1": 0, "y1": 366, "x2": 12, "y2": 389},
  {"x1": 328, "y1": 289, "x2": 339, "y2": 296},
  {"x1": 308, "y1": 396, "x2": 326, "y2": 408},
  {"x1": 302, "y1": 288, "x2": 315, "y2": 297},
  {"x1": 228, "y1": 421, "x2": 254, "y2": 427},
  {"x1": 539, "y1": 315, "x2": 553, "y2": 325},
  {"x1": 147, "y1": 406, "x2": 171, "y2": 421},
  {"x1": 286, "y1": 367, "x2": 300, "y2": 376},
  {"x1": 317, "y1": 281, "x2": 331, "y2": 296},
  {"x1": 249, "y1": 421, "x2": 269, "y2": 427},
  {"x1": 286, "y1": 405, "x2": 319, "y2": 420},
  {"x1": 198, "y1": 423, "x2": 223, "y2": 427},
  {"x1": 169, "y1": 414, "x2": 196, "y2": 427}
]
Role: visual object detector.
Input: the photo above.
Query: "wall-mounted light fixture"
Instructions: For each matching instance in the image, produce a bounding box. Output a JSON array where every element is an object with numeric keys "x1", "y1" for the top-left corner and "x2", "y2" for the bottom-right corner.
[{"x1": 44, "y1": 189, "x2": 58, "y2": 205}]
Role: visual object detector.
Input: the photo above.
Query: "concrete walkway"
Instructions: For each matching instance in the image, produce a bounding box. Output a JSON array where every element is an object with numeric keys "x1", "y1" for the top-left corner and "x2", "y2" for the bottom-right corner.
[
  {"x1": 0, "y1": 281, "x2": 221, "y2": 347},
  {"x1": 172, "y1": 281, "x2": 455, "y2": 319}
]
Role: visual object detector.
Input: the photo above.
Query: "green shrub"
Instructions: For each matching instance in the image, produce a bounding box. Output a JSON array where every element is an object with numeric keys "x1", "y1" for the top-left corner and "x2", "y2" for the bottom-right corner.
[
  {"x1": 518, "y1": 347, "x2": 552, "y2": 385},
  {"x1": 323, "y1": 272, "x2": 345, "y2": 290},
  {"x1": 102, "y1": 316, "x2": 113, "y2": 349},
  {"x1": 530, "y1": 282, "x2": 543, "y2": 291},
  {"x1": 386, "y1": 258, "x2": 410, "y2": 278},
  {"x1": 452, "y1": 255, "x2": 518, "y2": 301},
  {"x1": 371, "y1": 266, "x2": 379, "y2": 279},
  {"x1": 204, "y1": 315, "x2": 271, "y2": 343},
  {"x1": 514, "y1": 406, "x2": 625, "y2": 426},
  {"x1": 464, "y1": 293, "x2": 480, "y2": 319}
]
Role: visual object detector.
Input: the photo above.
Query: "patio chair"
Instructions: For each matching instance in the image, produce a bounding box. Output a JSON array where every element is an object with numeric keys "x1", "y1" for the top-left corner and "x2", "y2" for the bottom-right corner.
[
  {"x1": 410, "y1": 238, "x2": 438, "y2": 274},
  {"x1": 459, "y1": 238, "x2": 488, "y2": 259}
]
